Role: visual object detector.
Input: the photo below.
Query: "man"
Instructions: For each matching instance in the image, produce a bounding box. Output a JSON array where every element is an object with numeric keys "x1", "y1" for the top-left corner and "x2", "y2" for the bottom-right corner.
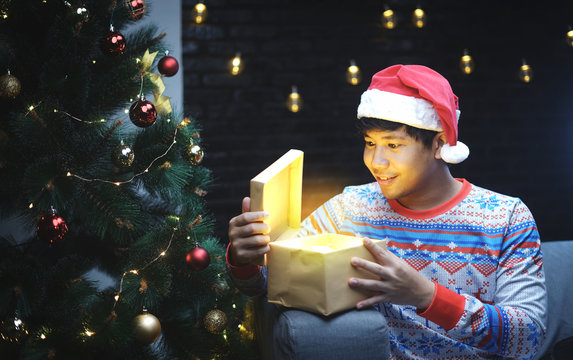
[{"x1": 227, "y1": 65, "x2": 547, "y2": 358}]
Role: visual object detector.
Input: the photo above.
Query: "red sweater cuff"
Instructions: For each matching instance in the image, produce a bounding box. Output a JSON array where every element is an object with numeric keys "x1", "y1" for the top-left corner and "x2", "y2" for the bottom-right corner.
[
  {"x1": 417, "y1": 282, "x2": 466, "y2": 331},
  {"x1": 225, "y1": 242, "x2": 260, "y2": 279}
]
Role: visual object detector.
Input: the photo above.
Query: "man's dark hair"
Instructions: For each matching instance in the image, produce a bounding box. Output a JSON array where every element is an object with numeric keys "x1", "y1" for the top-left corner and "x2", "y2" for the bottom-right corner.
[{"x1": 356, "y1": 117, "x2": 438, "y2": 149}]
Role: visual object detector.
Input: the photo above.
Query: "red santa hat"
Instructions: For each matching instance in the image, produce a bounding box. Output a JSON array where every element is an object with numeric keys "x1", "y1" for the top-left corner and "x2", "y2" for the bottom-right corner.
[{"x1": 357, "y1": 64, "x2": 469, "y2": 164}]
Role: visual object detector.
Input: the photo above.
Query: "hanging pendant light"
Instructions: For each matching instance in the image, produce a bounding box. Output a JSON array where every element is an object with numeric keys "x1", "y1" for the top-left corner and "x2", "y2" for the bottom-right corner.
[
  {"x1": 519, "y1": 59, "x2": 533, "y2": 84},
  {"x1": 412, "y1": 6, "x2": 426, "y2": 28},
  {"x1": 459, "y1": 49, "x2": 475, "y2": 75},
  {"x1": 286, "y1": 86, "x2": 303, "y2": 113},
  {"x1": 346, "y1": 59, "x2": 362, "y2": 85},
  {"x1": 191, "y1": 2, "x2": 207, "y2": 24},
  {"x1": 229, "y1": 53, "x2": 243, "y2": 75},
  {"x1": 382, "y1": 5, "x2": 397, "y2": 29}
]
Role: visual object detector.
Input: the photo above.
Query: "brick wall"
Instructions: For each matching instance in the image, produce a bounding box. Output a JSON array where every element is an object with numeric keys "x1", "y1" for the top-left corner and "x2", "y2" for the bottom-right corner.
[{"x1": 182, "y1": 0, "x2": 573, "y2": 242}]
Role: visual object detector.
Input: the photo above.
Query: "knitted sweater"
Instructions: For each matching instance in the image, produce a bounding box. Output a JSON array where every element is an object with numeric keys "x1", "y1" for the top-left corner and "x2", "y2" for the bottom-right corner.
[{"x1": 228, "y1": 179, "x2": 547, "y2": 359}]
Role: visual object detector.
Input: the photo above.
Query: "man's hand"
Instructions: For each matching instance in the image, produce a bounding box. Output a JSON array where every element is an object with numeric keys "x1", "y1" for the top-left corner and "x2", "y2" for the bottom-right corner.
[
  {"x1": 227, "y1": 197, "x2": 271, "y2": 266},
  {"x1": 348, "y1": 238, "x2": 435, "y2": 310}
]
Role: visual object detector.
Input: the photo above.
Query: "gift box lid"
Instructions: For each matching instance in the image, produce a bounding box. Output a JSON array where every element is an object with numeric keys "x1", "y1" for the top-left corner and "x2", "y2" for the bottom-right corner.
[{"x1": 250, "y1": 149, "x2": 304, "y2": 242}]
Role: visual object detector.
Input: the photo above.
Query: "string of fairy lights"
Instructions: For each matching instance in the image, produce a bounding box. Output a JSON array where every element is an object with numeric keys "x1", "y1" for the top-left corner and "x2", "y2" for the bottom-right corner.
[
  {"x1": 22, "y1": 52, "x2": 183, "y2": 197},
  {"x1": 189, "y1": 1, "x2": 573, "y2": 113},
  {"x1": 2, "y1": 3, "x2": 212, "y2": 346},
  {"x1": 1, "y1": 0, "x2": 569, "y2": 349},
  {"x1": 111, "y1": 223, "x2": 179, "y2": 312},
  {"x1": 0, "y1": 0, "x2": 253, "y2": 350}
]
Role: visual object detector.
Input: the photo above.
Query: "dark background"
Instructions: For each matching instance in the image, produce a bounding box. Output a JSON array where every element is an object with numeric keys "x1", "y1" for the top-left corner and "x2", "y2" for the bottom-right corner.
[{"x1": 181, "y1": 0, "x2": 573, "y2": 242}]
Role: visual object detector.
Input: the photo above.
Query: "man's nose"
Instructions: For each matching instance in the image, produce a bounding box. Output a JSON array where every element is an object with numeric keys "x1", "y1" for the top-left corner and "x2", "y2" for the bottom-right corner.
[{"x1": 371, "y1": 148, "x2": 390, "y2": 168}]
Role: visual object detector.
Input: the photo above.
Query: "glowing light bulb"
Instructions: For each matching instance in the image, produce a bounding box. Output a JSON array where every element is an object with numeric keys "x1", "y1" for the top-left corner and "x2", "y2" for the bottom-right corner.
[
  {"x1": 192, "y1": 2, "x2": 208, "y2": 24},
  {"x1": 519, "y1": 59, "x2": 533, "y2": 84},
  {"x1": 412, "y1": 7, "x2": 426, "y2": 28},
  {"x1": 567, "y1": 27, "x2": 573, "y2": 47},
  {"x1": 286, "y1": 86, "x2": 303, "y2": 113},
  {"x1": 382, "y1": 6, "x2": 397, "y2": 29},
  {"x1": 229, "y1": 52, "x2": 243, "y2": 75},
  {"x1": 459, "y1": 49, "x2": 475, "y2": 75},
  {"x1": 345, "y1": 59, "x2": 362, "y2": 85}
]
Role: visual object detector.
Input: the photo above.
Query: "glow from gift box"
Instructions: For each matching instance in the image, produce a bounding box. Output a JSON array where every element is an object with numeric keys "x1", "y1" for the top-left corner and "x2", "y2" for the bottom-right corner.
[{"x1": 274, "y1": 234, "x2": 365, "y2": 252}]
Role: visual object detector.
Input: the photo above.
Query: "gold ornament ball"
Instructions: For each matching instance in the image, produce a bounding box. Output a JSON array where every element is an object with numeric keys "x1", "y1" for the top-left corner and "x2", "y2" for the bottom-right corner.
[
  {"x1": 112, "y1": 143, "x2": 135, "y2": 168},
  {"x1": 0, "y1": 317, "x2": 28, "y2": 343},
  {"x1": 203, "y1": 309, "x2": 227, "y2": 334},
  {"x1": 132, "y1": 313, "x2": 162, "y2": 344},
  {"x1": 0, "y1": 74, "x2": 22, "y2": 99},
  {"x1": 186, "y1": 143, "x2": 204, "y2": 166}
]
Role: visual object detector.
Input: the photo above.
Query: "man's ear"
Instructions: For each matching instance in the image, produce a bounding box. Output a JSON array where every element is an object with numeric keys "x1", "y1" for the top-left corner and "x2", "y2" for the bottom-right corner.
[{"x1": 433, "y1": 132, "x2": 448, "y2": 160}]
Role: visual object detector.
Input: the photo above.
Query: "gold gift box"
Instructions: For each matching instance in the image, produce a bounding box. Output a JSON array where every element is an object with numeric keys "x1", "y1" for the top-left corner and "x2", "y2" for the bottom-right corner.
[{"x1": 250, "y1": 149, "x2": 386, "y2": 315}]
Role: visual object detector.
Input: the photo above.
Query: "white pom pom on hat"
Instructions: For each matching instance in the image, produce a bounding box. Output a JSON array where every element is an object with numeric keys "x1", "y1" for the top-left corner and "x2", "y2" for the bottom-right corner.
[{"x1": 357, "y1": 64, "x2": 469, "y2": 164}]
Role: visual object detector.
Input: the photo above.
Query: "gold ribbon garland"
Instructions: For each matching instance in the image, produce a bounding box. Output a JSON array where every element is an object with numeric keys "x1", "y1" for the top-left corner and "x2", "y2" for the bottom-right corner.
[{"x1": 141, "y1": 49, "x2": 173, "y2": 116}]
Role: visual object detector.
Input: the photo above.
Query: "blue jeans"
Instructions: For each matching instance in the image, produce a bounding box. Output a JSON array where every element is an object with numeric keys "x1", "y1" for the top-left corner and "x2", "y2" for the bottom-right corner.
[{"x1": 255, "y1": 296, "x2": 390, "y2": 360}]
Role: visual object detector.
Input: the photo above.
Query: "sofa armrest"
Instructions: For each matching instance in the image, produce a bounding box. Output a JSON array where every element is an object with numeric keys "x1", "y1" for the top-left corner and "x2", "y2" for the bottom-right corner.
[
  {"x1": 254, "y1": 297, "x2": 390, "y2": 360},
  {"x1": 535, "y1": 241, "x2": 573, "y2": 359}
]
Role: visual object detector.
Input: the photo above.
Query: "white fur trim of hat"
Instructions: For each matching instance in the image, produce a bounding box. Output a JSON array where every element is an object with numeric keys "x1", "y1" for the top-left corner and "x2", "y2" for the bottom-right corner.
[{"x1": 357, "y1": 64, "x2": 469, "y2": 164}]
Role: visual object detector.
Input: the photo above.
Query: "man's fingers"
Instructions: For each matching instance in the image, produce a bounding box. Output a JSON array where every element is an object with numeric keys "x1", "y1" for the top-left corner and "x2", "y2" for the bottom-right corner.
[
  {"x1": 229, "y1": 211, "x2": 270, "y2": 228},
  {"x1": 363, "y1": 237, "x2": 392, "y2": 264},
  {"x1": 351, "y1": 256, "x2": 388, "y2": 278},
  {"x1": 242, "y1": 234, "x2": 270, "y2": 248},
  {"x1": 234, "y1": 222, "x2": 270, "y2": 237},
  {"x1": 348, "y1": 277, "x2": 386, "y2": 293},
  {"x1": 241, "y1": 197, "x2": 251, "y2": 214},
  {"x1": 234, "y1": 244, "x2": 270, "y2": 262},
  {"x1": 348, "y1": 278, "x2": 388, "y2": 309},
  {"x1": 356, "y1": 294, "x2": 387, "y2": 309}
]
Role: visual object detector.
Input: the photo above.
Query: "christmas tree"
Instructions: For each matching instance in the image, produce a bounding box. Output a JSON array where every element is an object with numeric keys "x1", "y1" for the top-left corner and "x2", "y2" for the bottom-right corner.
[{"x1": 0, "y1": 0, "x2": 257, "y2": 358}]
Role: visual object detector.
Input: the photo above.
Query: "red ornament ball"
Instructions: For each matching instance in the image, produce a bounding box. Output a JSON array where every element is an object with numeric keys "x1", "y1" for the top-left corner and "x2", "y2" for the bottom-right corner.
[
  {"x1": 100, "y1": 29, "x2": 126, "y2": 56},
  {"x1": 129, "y1": 99, "x2": 157, "y2": 127},
  {"x1": 157, "y1": 55, "x2": 179, "y2": 77},
  {"x1": 37, "y1": 209, "x2": 68, "y2": 244},
  {"x1": 186, "y1": 246, "x2": 210, "y2": 271},
  {"x1": 124, "y1": 0, "x2": 146, "y2": 20}
]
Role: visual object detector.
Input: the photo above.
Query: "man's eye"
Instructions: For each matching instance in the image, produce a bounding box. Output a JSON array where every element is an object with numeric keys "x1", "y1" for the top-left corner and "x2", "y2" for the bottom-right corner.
[
  {"x1": 364, "y1": 140, "x2": 375, "y2": 147},
  {"x1": 388, "y1": 144, "x2": 398, "y2": 149}
]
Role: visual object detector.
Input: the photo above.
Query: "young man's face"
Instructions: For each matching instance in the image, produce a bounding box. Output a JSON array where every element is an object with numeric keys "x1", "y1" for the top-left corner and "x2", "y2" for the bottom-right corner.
[{"x1": 363, "y1": 126, "x2": 441, "y2": 205}]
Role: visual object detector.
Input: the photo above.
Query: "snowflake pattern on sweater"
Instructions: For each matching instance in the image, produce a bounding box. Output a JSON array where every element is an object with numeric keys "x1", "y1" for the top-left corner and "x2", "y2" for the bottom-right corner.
[{"x1": 229, "y1": 179, "x2": 547, "y2": 359}]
